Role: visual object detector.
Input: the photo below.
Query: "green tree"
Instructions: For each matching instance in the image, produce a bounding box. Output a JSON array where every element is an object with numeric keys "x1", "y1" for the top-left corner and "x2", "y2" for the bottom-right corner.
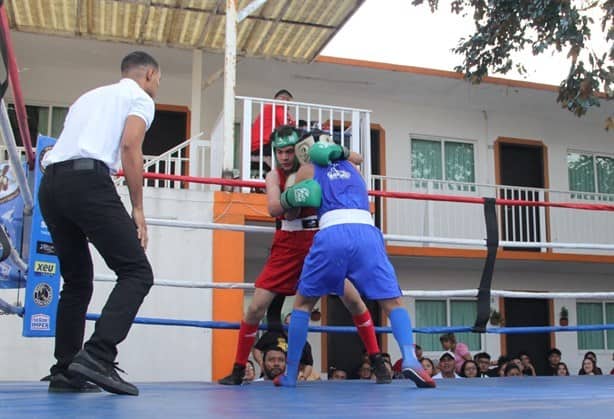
[{"x1": 412, "y1": 0, "x2": 613, "y2": 129}]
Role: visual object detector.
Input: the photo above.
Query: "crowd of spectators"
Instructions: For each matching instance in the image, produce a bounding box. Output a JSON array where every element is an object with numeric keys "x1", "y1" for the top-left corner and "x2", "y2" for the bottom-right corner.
[{"x1": 240, "y1": 330, "x2": 614, "y2": 383}]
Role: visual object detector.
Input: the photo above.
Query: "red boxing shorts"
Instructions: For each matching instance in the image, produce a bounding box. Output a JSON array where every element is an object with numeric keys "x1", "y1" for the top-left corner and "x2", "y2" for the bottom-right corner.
[{"x1": 255, "y1": 229, "x2": 316, "y2": 295}]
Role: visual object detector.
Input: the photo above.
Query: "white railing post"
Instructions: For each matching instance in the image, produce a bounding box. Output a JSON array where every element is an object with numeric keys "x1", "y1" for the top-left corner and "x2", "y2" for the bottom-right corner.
[{"x1": 241, "y1": 98, "x2": 252, "y2": 191}]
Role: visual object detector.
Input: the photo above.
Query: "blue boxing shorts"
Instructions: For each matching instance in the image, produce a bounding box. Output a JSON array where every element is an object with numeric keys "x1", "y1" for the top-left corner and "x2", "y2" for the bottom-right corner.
[{"x1": 297, "y1": 223, "x2": 402, "y2": 299}]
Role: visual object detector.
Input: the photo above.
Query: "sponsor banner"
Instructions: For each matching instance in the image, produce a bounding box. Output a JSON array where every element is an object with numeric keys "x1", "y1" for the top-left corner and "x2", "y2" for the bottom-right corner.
[
  {"x1": 23, "y1": 136, "x2": 60, "y2": 337},
  {"x1": 0, "y1": 160, "x2": 25, "y2": 289}
]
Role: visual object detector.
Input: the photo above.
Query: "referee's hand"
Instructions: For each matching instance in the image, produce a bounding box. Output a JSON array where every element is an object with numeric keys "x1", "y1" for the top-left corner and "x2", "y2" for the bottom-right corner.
[{"x1": 132, "y1": 208, "x2": 148, "y2": 250}]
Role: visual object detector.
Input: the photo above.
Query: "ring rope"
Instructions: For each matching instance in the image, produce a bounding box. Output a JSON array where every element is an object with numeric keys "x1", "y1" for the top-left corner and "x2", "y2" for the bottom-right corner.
[
  {"x1": 81, "y1": 313, "x2": 614, "y2": 335},
  {"x1": 93, "y1": 274, "x2": 614, "y2": 299},
  {"x1": 146, "y1": 218, "x2": 614, "y2": 251},
  {"x1": 135, "y1": 172, "x2": 614, "y2": 212}
]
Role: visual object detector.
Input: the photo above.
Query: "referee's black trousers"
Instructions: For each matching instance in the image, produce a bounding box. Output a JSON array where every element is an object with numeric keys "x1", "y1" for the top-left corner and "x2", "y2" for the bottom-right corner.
[{"x1": 38, "y1": 160, "x2": 153, "y2": 372}]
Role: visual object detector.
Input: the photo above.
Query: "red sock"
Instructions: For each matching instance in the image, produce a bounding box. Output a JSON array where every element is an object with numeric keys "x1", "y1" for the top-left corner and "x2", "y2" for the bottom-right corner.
[
  {"x1": 234, "y1": 321, "x2": 259, "y2": 365},
  {"x1": 353, "y1": 310, "x2": 380, "y2": 355}
]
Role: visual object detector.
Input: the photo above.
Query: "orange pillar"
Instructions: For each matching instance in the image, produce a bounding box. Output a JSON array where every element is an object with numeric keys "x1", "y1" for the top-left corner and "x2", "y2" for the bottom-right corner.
[
  {"x1": 212, "y1": 201, "x2": 245, "y2": 381},
  {"x1": 211, "y1": 191, "x2": 270, "y2": 380}
]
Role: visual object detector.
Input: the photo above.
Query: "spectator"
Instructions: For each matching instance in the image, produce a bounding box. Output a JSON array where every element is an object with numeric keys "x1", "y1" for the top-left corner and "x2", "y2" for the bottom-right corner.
[
  {"x1": 433, "y1": 351, "x2": 462, "y2": 379},
  {"x1": 474, "y1": 352, "x2": 494, "y2": 377},
  {"x1": 460, "y1": 360, "x2": 480, "y2": 378},
  {"x1": 496, "y1": 355, "x2": 511, "y2": 377},
  {"x1": 243, "y1": 360, "x2": 256, "y2": 383},
  {"x1": 583, "y1": 351, "x2": 603, "y2": 375},
  {"x1": 518, "y1": 352, "x2": 536, "y2": 376},
  {"x1": 421, "y1": 358, "x2": 436, "y2": 377},
  {"x1": 255, "y1": 346, "x2": 286, "y2": 381},
  {"x1": 330, "y1": 367, "x2": 348, "y2": 380},
  {"x1": 504, "y1": 363, "x2": 522, "y2": 377},
  {"x1": 578, "y1": 357, "x2": 601, "y2": 375},
  {"x1": 415, "y1": 345, "x2": 424, "y2": 361},
  {"x1": 545, "y1": 348, "x2": 562, "y2": 376},
  {"x1": 358, "y1": 361, "x2": 374, "y2": 380},
  {"x1": 252, "y1": 326, "x2": 313, "y2": 380},
  {"x1": 250, "y1": 89, "x2": 296, "y2": 173},
  {"x1": 556, "y1": 362, "x2": 570, "y2": 376},
  {"x1": 439, "y1": 333, "x2": 472, "y2": 374}
]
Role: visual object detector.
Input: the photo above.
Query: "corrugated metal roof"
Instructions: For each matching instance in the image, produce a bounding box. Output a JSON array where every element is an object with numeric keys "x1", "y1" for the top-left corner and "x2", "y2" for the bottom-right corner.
[{"x1": 6, "y1": 0, "x2": 363, "y2": 62}]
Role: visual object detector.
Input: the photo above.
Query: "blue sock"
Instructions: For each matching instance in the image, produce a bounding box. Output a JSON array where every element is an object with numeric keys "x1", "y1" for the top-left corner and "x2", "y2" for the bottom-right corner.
[
  {"x1": 280, "y1": 309, "x2": 310, "y2": 386},
  {"x1": 389, "y1": 307, "x2": 419, "y2": 369}
]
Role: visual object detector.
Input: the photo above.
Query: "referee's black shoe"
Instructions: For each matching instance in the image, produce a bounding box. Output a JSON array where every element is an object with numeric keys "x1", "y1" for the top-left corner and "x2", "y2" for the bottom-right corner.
[
  {"x1": 68, "y1": 349, "x2": 139, "y2": 396},
  {"x1": 218, "y1": 363, "x2": 246, "y2": 385},
  {"x1": 48, "y1": 371, "x2": 101, "y2": 393}
]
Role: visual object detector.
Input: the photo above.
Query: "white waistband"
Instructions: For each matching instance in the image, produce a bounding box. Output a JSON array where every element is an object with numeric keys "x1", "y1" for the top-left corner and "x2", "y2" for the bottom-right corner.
[
  {"x1": 319, "y1": 209, "x2": 373, "y2": 230},
  {"x1": 280, "y1": 215, "x2": 318, "y2": 232}
]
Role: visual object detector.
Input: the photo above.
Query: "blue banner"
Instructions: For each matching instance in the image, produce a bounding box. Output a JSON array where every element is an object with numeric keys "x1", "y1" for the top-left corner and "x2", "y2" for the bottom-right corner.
[
  {"x1": 0, "y1": 160, "x2": 25, "y2": 289},
  {"x1": 23, "y1": 136, "x2": 60, "y2": 337}
]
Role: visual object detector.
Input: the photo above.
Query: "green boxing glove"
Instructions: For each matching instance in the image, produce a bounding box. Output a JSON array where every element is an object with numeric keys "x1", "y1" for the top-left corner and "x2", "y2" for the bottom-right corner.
[
  {"x1": 308, "y1": 142, "x2": 350, "y2": 166},
  {"x1": 280, "y1": 179, "x2": 322, "y2": 210}
]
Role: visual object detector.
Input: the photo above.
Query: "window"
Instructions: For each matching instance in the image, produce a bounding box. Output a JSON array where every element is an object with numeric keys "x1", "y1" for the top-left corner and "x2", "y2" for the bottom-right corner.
[
  {"x1": 415, "y1": 299, "x2": 481, "y2": 351},
  {"x1": 7, "y1": 104, "x2": 68, "y2": 146},
  {"x1": 577, "y1": 302, "x2": 614, "y2": 350},
  {"x1": 411, "y1": 137, "x2": 475, "y2": 190},
  {"x1": 568, "y1": 151, "x2": 614, "y2": 200}
]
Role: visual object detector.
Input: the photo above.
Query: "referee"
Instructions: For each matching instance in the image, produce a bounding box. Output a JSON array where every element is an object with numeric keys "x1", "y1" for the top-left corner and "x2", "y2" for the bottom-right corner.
[{"x1": 39, "y1": 51, "x2": 160, "y2": 396}]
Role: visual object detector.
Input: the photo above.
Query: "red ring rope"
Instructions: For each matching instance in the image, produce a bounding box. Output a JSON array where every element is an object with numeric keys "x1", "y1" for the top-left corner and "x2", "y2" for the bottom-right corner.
[{"x1": 125, "y1": 172, "x2": 614, "y2": 212}]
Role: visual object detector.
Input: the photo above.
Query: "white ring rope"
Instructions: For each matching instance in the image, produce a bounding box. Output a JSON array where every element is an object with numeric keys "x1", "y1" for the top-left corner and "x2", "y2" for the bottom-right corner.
[
  {"x1": 93, "y1": 274, "x2": 614, "y2": 299},
  {"x1": 147, "y1": 218, "x2": 614, "y2": 251}
]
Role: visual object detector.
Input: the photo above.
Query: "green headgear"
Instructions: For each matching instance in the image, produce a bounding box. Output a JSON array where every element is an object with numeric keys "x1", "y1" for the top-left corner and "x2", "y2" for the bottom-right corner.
[
  {"x1": 272, "y1": 129, "x2": 299, "y2": 149},
  {"x1": 271, "y1": 127, "x2": 299, "y2": 171}
]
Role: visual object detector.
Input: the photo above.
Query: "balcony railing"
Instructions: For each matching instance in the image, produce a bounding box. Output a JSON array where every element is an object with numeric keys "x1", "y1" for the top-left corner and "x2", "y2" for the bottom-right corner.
[
  {"x1": 372, "y1": 176, "x2": 614, "y2": 255},
  {"x1": 234, "y1": 96, "x2": 372, "y2": 184}
]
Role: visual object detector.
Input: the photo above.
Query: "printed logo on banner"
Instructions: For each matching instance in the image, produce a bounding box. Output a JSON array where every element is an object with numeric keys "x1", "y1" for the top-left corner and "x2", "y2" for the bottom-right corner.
[
  {"x1": 40, "y1": 220, "x2": 50, "y2": 237},
  {"x1": 34, "y1": 261, "x2": 56, "y2": 275},
  {"x1": 0, "y1": 163, "x2": 21, "y2": 204},
  {"x1": 33, "y1": 282, "x2": 53, "y2": 307},
  {"x1": 31, "y1": 314, "x2": 51, "y2": 331},
  {"x1": 36, "y1": 241, "x2": 56, "y2": 256},
  {"x1": 0, "y1": 262, "x2": 11, "y2": 277}
]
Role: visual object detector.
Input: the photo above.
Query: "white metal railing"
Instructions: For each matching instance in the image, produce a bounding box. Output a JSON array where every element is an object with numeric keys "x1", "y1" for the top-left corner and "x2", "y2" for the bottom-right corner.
[
  {"x1": 111, "y1": 133, "x2": 211, "y2": 190},
  {"x1": 234, "y1": 96, "x2": 372, "y2": 184},
  {"x1": 0, "y1": 145, "x2": 28, "y2": 163},
  {"x1": 372, "y1": 176, "x2": 614, "y2": 255}
]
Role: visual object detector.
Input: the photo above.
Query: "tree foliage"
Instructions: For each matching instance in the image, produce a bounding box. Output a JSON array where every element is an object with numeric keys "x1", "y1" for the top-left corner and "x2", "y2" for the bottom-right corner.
[{"x1": 411, "y1": 0, "x2": 613, "y2": 130}]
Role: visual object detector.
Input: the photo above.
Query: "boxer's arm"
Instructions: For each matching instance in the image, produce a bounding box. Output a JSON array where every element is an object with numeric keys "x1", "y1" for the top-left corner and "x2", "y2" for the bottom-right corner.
[
  {"x1": 265, "y1": 169, "x2": 300, "y2": 219},
  {"x1": 293, "y1": 162, "x2": 315, "y2": 184}
]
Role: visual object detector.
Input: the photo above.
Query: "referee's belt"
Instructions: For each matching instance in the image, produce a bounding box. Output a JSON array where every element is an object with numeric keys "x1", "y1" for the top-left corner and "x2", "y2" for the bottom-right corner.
[
  {"x1": 275, "y1": 217, "x2": 319, "y2": 231},
  {"x1": 46, "y1": 158, "x2": 109, "y2": 176}
]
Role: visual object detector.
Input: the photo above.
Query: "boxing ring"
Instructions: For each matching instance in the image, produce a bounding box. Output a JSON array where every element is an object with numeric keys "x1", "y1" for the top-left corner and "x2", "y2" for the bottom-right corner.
[
  {"x1": 2, "y1": 376, "x2": 614, "y2": 418},
  {"x1": 1, "y1": 11, "x2": 614, "y2": 418}
]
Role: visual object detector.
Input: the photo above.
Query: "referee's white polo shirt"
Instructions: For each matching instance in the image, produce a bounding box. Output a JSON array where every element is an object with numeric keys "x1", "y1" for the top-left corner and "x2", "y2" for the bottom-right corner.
[{"x1": 42, "y1": 78, "x2": 155, "y2": 174}]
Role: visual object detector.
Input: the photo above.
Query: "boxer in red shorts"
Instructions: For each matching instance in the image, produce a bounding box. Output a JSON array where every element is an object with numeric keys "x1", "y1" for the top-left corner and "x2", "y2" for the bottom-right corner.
[{"x1": 219, "y1": 126, "x2": 390, "y2": 385}]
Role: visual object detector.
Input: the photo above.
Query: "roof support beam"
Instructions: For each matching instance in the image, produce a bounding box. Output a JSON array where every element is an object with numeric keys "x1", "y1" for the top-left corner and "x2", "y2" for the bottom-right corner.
[
  {"x1": 237, "y1": 0, "x2": 267, "y2": 23},
  {"x1": 222, "y1": 0, "x2": 237, "y2": 172}
]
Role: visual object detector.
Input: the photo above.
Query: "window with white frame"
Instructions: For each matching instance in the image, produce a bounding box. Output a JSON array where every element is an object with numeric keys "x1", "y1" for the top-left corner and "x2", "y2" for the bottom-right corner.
[
  {"x1": 410, "y1": 137, "x2": 475, "y2": 191},
  {"x1": 415, "y1": 299, "x2": 481, "y2": 351},
  {"x1": 567, "y1": 151, "x2": 614, "y2": 201},
  {"x1": 7, "y1": 104, "x2": 68, "y2": 146},
  {"x1": 576, "y1": 301, "x2": 614, "y2": 350}
]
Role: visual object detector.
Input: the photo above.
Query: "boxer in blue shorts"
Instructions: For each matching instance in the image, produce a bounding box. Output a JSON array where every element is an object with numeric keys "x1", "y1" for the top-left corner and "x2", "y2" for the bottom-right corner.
[{"x1": 273, "y1": 142, "x2": 436, "y2": 389}]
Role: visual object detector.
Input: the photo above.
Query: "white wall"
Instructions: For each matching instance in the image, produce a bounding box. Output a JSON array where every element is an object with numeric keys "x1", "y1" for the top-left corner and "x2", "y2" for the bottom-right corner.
[{"x1": 0, "y1": 187, "x2": 214, "y2": 381}]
